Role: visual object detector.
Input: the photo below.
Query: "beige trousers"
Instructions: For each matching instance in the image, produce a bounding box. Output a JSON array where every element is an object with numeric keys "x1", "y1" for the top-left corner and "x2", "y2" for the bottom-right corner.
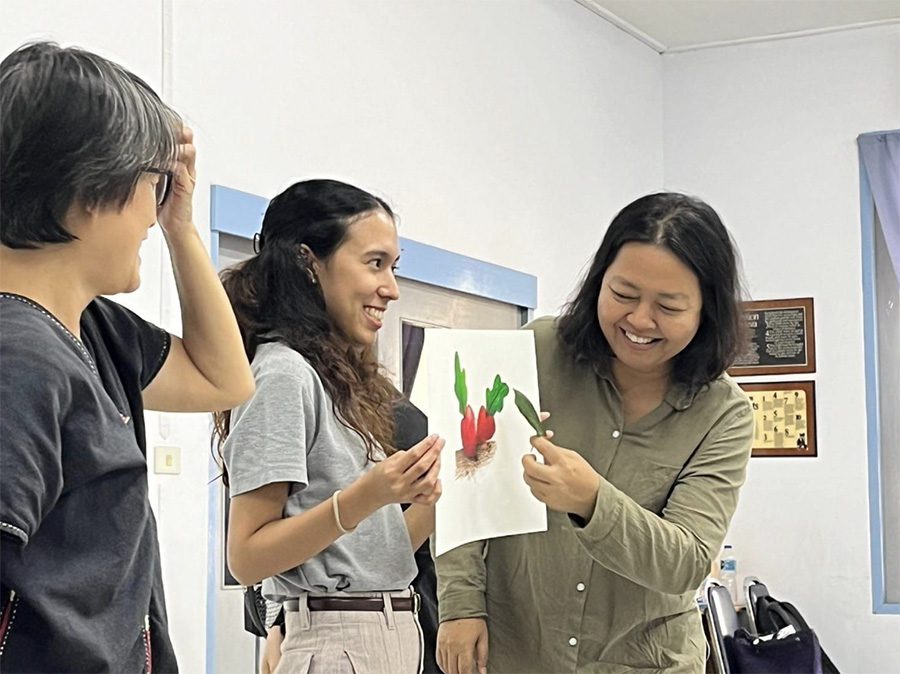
[{"x1": 274, "y1": 590, "x2": 423, "y2": 674}]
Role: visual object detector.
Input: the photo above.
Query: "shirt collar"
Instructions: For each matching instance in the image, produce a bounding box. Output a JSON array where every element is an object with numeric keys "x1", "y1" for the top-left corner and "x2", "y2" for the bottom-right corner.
[
  {"x1": 594, "y1": 356, "x2": 705, "y2": 411},
  {"x1": 665, "y1": 380, "x2": 706, "y2": 411}
]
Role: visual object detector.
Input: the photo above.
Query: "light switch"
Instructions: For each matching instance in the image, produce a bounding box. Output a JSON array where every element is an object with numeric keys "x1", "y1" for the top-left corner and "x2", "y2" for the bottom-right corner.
[{"x1": 153, "y1": 446, "x2": 181, "y2": 475}]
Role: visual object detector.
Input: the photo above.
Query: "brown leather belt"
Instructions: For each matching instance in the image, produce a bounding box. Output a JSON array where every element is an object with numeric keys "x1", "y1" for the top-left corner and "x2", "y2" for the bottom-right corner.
[{"x1": 307, "y1": 594, "x2": 420, "y2": 613}]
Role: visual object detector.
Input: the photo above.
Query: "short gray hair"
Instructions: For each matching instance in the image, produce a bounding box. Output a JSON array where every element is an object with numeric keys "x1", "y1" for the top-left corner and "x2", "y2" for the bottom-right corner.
[{"x1": 1, "y1": 42, "x2": 181, "y2": 248}]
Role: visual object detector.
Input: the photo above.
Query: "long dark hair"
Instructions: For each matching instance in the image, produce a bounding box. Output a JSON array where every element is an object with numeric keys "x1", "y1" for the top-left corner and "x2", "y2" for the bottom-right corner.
[
  {"x1": 213, "y1": 179, "x2": 399, "y2": 468},
  {"x1": 558, "y1": 192, "x2": 746, "y2": 390}
]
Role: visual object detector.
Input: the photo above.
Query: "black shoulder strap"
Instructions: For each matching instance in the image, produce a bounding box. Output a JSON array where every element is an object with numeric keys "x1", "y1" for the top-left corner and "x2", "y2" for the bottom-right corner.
[
  {"x1": 776, "y1": 601, "x2": 810, "y2": 631},
  {"x1": 756, "y1": 595, "x2": 810, "y2": 633}
]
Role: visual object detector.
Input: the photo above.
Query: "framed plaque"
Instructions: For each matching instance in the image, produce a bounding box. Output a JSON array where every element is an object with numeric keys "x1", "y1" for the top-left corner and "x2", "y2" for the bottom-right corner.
[
  {"x1": 740, "y1": 381, "x2": 816, "y2": 457},
  {"x1": 729, "y1": 297, "x2": 815, "y2": 377}
]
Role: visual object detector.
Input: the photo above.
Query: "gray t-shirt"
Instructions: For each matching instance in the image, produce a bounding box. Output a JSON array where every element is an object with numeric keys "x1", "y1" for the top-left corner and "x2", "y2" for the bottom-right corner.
[{"x1": 223, "y1": 341, "x2": 416, "y2": 602}]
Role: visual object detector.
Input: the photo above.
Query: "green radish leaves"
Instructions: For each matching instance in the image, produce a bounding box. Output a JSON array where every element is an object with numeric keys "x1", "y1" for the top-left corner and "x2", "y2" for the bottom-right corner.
[
  {"x1": 454, "y1": 352, "x2": 468, "y2": 416},
  {"x1": 485, "y1": 374, "x2": 509, "y2": 416},
  {"x1": 456, "y1": 354, "x2": 538, "y2": 438},
  {"x1": 514, "y1": 389, "x2": 545, "y2": 437}
]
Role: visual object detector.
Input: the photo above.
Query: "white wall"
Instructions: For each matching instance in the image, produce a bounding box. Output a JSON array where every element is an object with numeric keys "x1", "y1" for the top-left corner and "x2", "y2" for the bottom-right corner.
[
  {"x1": 2, "y1": 2, "x2": 663, "y2": 672},
  {"x1": 172, "y1": 0, "x2": 663, "y2": 317},
  {"x1": 664, "y1": 24, "x2": 900, "y2": 671}
]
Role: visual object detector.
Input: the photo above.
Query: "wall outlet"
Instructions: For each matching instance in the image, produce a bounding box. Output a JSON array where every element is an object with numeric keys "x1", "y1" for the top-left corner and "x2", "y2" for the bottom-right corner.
[{"x1": 153, "y1": 445, "x2": 182, "y2": 475}]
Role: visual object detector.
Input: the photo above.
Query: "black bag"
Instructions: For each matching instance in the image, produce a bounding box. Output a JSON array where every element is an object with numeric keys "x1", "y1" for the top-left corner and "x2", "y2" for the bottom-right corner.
[
  {"x1": 732, "y1": 627, "x2": 823, "y2": 673},
  {"x1": 243, "y1": 583, "x2": 268, "y2": 637},
  {"x1": 753, "y1": 595, "x2": 840, "y2": 673}
]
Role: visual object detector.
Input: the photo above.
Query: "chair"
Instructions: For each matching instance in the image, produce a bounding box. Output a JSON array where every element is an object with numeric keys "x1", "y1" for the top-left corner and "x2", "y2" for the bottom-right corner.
[
  {"x1": 743, "y1": 576, "x2": 770, "y2": 635},
  {"x1": 704, "y1": 580, "x2": 742, "y2": 674}
]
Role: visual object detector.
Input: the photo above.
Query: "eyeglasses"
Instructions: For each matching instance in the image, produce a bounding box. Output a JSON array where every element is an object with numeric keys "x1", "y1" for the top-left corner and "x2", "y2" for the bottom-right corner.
[{"x1": 144, "y1": 168, "x2": 173, "y2": 208}]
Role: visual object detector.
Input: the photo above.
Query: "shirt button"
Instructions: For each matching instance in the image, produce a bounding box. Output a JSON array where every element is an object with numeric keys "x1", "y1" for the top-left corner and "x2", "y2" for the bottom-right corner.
[
  {"x1": 612, "y1": 430, "x2": 621, "y2": 439},
  {"x1": 569, "y1": 637, "x2": 578, "y2": 646},
  {"x1": 576, "y1": 582, "x2": 586, "y2": 592}
]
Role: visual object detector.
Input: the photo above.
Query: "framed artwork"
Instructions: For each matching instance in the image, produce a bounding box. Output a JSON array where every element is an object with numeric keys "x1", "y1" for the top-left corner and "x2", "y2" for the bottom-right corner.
[
  {"x1": 729, "y1": 297, "x2": 816, "y2": 377},
  {"x1": 740, "y1": 381, "x2": 817, "y2": 457}
]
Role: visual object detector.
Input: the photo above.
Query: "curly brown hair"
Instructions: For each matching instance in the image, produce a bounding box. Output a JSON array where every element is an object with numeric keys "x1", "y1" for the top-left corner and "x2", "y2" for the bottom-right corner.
[{"x1": 213, "y1": 179, "x2": 399, "y2": 479}]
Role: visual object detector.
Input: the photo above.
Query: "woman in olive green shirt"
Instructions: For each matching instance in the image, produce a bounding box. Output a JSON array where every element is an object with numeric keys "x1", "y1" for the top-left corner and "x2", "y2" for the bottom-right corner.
[{"x1": 435, "y1": 193, "x2": 754, "y2": 674}]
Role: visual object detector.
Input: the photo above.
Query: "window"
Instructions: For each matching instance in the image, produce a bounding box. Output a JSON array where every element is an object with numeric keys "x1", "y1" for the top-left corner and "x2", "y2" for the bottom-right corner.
[{"x1": 859, "y1": 130, "x2": 900, "y2": 614}]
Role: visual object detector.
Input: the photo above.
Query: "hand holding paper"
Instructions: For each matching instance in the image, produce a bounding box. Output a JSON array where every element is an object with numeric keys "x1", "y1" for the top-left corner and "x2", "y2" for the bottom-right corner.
[
  {"x1": 523, "y1": 434, "x2": 601, "y2": 521},
  {"x1": 364, "y1": 434, "x2": 444, "y2": 507}
]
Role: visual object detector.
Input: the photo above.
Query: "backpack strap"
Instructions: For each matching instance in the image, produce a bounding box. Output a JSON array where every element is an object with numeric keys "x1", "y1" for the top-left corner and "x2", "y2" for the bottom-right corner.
[
  {"x1": 776, "y1": 601, "x2": 811, "y2": 631},
  {"x1": 755, "y1": 595, "x2": 811, "y2": 633},
  {"x1": 755, "y1": 596, "x2": 779, "y2": 633}
]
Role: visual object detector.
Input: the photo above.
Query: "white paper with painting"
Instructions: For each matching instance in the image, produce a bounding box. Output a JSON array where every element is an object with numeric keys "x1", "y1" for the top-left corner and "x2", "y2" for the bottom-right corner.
[{"x1": 411, "y1": 329, "x2": 548, "y2": 556}]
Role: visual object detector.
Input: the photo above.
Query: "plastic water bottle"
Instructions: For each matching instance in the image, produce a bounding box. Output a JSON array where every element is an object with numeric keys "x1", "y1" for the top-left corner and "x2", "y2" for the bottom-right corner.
[{"x1": 720, "y1": 544, "x2": 738, "y2": 604}]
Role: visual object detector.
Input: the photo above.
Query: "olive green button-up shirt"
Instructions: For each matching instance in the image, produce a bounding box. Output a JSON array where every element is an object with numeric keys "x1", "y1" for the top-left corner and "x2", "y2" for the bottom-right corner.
[{"x1": 435, "y1": 317, "x2": 754, "y2": 673}]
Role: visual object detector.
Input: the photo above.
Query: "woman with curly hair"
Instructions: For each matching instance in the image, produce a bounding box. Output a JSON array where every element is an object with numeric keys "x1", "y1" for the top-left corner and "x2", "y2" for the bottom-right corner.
[{"x1": 216, "y1": 179, "x2": 443, "y2": 674}]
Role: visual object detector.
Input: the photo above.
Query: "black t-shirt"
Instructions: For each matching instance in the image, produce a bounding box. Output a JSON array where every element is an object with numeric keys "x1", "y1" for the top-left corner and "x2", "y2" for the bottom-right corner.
[{"x1": 0, "y1": 294, "x2": 177, "y2": 673}]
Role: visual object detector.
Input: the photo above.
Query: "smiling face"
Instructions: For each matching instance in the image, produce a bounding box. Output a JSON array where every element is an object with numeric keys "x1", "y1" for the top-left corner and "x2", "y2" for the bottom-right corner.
[
  {"x1": 73, "y1": 171, "x2": 159, "y2": 295},
  {"x1": 597, "y1": 242, "x2": 702, "y2": 382},
  {"x1": 313, "y1": 209, "x2": 400, "y2": 347}
]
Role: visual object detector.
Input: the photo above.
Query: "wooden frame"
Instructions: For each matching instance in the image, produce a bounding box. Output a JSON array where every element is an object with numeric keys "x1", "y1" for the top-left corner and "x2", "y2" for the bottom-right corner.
[
  {"x1": 729, "y1": 297, "x2": 816, "y2": 377},
  {"x1": 740, "y1": 381, "x2": 817, "y2": 457}
]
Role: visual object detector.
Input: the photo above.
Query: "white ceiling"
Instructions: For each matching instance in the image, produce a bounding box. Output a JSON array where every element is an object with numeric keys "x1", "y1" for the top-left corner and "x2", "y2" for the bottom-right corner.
[{"x1": 575, "y1": 0, "x2": 900, "y2": 52}]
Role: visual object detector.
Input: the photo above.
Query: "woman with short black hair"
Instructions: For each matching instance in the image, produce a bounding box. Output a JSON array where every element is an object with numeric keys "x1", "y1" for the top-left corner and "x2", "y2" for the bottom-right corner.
[{"x1": 0, "y1": 42, "x2": 254, "y2": 672}]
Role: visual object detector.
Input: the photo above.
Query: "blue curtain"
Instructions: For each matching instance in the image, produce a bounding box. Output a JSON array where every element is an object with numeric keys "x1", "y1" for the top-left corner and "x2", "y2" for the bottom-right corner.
[{"x1": 859, "y1": 132, "x2": 900, "y2": 284}]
